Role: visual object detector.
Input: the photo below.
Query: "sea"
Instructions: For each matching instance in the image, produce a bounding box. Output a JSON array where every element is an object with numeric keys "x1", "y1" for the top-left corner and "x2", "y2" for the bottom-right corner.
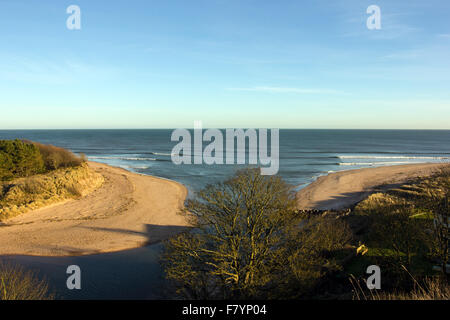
[
  {"x1": 0, "y1": 129, "x2": 449, "y2": 193},
  {"x1": 0, "y1": 129, "x2": 449, "y2": 299}
]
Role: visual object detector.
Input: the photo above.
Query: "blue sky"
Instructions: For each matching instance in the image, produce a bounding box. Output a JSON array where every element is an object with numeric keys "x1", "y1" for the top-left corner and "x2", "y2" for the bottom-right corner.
[{"x1": 0, "y1": 0, "x2": 449, "y2": 129}]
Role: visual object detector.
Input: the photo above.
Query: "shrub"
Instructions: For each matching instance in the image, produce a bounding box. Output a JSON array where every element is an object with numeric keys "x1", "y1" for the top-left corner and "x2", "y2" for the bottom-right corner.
[
  {"x1": 28, "y1": 141, "x2": 84, "y2": 170},
  {"x1": 418, "y1": 167, "x2": 450, "y2": 277},
  {"x1": 0, "y1": 139, "x2": 86, "y2": 182},
  {"x1": 0, "y1": 262, "x2": 54, "y2": 300},
  {"x1": 0, "y1": 140, "x2": 45, "y2": 181},
  {"x1": 273, "y1": 216, "x2": 352, "y2": 299},
  {"x1": 351, "y1": 165, "x2": 450, "y2": 288}
]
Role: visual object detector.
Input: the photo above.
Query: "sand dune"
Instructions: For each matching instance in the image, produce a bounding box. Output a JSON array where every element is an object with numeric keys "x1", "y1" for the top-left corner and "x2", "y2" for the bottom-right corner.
[
  {"x1": 296, "y1": 163, "x2": 449, "y2": 210},
  {"x1": 0, "y1": 162, "x2": 189, "y2": 256}
]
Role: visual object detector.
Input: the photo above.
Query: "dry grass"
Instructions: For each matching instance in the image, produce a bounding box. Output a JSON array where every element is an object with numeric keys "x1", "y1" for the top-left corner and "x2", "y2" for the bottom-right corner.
[
  {"x1": 0, "y1": 163, "x2": 104, "y2": 221},
  {"x1": 0, "y1": 262, "x2": 54, "y2": 300},
  {"x1": 354, "y1": 165, "x2": 450, "y2": 218},
  {"x1": 27, "y1": 141, "x2": 85, "y2": 170},
  {"x1": 355, "y1": 165, "x2": 450, "y2": 211},
  {"x1": 354, "y1": 192, "x2": 404, "y2": 215},
  {"x1": 348, "y1": 166, "x2": 449, "y2": 298},
  {"x1": 350, "y1": 274, "x2": 449, "y2": 300}
]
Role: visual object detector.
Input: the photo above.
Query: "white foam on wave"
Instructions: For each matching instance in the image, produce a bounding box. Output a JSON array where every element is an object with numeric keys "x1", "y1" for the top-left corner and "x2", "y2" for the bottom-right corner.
[
  {"x1": 339, "y1": 161, "x2": 412, "y2": 166},
  {"x1": 338, "y1": 155, "x2": 449, "y2": 160},
  {"x1": 152, "y1": 152, "x2": 175, "y2": 156},
  {"x1": 89, "y1": 156, "x2": 157, "y2": 161},
  {"x1": 119, "y1": 165, "x2": 151, "y2": 170}
]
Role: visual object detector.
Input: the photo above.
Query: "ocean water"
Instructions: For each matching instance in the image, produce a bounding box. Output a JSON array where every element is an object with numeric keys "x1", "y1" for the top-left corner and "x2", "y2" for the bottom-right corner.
[
  {"x1": 0, "y1": 129, "x2": 449, "y2": 192},
  {"x1": 1, "y1": 129, "x2": 449, "y2": 299}
]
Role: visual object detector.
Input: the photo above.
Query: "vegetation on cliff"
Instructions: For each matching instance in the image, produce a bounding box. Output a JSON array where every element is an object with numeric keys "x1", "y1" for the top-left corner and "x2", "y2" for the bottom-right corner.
[
  {"x1": 163, "y1": 166, "x2": 449, "y2": 300},
  {"x1": 346, "y1": 166, "x2": 449, "y2": 299},
  {"x1": 0, "y1": 139, "x2": 103, "y2": 221},
  {"x1": 0, "y1": 139, "x2": 86, "y2": 182}
]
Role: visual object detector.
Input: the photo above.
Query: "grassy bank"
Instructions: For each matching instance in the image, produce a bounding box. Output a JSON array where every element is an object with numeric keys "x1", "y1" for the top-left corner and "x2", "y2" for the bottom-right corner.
[
  {"x1": 344, "y1": 166, "x2": 450, "y2": 297},
  {"x1": 0, "y1": 163, "x2": 104, "y2": 221},
  {"x1": 0, "y1": 140, "x2": 103, "y2": 221}
]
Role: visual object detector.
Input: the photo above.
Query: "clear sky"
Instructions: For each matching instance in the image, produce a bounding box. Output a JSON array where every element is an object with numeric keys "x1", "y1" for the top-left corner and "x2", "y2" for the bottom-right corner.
[{"x1": 0, "y1": 0, "x2": 449, "y2": 129}]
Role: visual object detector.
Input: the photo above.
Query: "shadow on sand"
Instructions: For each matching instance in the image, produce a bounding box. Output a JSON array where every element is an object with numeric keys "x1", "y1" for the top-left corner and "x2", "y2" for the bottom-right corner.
[
  {"x1": 309, "y1": 181, "x2": 415, "y2": 210},
  {"x1": 0, "y1": 224, "x2": 190, "y2": 299}
]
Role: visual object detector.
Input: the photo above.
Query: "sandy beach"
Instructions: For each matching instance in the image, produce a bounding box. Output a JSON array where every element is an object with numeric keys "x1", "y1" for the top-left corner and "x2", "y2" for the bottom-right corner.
[
  {"x1": 296, "y1": 162, "x2": 449, "y2": 210},
  {"x1": 0, "y1": 161, "x2": 448, "y2": 257},
  {"x1": 0, "y1": 162, "x2": 189, "y2": 256}
]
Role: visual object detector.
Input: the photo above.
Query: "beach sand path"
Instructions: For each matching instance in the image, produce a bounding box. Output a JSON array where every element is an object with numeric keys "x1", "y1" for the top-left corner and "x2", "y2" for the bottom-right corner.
[
  {"x1": 0, "y1": 162, "x2": 189, "y2": 256},
  {"x1": 296, "y1": 163, "x2": 448, "y2": 210}
]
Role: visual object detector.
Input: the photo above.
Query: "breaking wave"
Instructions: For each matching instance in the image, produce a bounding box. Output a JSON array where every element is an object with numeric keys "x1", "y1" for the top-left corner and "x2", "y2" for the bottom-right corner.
[
  {"x1": 89, "y1": 156, "x2": 157, "y2": 161},
  {"x1": 336, "y1": 155, "x2": 449, "y2": 160},
  {"x1": 339, "y1": 161, "x2": 412, "y2": 166}
]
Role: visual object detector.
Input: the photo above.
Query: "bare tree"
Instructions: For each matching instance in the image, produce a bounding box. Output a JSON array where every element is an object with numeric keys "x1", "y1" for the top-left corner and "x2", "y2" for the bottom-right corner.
[
  {"x1": 162, "y1": 168, "x2": 297, "y2": 299},
  {"x1": 162, "y1": 168, "x2": 352, "y2": 299}
]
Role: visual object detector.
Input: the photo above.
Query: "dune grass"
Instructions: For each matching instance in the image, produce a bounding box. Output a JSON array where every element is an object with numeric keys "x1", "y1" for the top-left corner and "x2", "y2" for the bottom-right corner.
[
  {"x1": 345, "y1": 166, "x2": 449, "y2": 298},
  {"x1": 350, "y1": 274, "x2": 449, "y2": 300},
  {"x1": 0, "y1": 163, "x2": 104, "y2": 221}
]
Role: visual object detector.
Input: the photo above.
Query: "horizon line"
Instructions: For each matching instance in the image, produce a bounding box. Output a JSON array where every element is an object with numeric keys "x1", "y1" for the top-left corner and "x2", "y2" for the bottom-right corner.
[{"x1": 1, "y1": 128, "x2": 450, "y2": 131}]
